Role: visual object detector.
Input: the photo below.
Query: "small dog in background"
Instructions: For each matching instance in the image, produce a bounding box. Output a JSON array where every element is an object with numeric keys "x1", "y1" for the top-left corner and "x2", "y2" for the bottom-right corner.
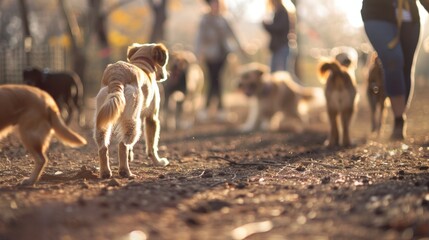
[
  {"x1": 160, "y1": 50, "x2": 204, "y2": 130},
  {"x1": 94, "y1": 43, "x2": 169, "y2": 179},
  {"x1": 237, "y1": 63, "x2": 320, "y2": 133},
  {"x1": 330, "y1": 46, "x2": 359, "y2": 73},
  {"x1": 318, "y1": 58, "x2": 358, "y2": 147},
  {"x1": 0, "y1": 84, "x2": 87, "y2": 185},
  {"x1": 366, "y1": 52, "x2": 386, "y2": 135},
  {"x1": 23, "y1": 67, "x2": 84, "y2": 126}
]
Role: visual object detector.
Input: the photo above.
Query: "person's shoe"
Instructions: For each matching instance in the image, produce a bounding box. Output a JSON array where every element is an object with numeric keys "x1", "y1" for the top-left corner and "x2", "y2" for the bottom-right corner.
[{"x1": 391, "y1": 116, "x2": 406, "y2": 140}]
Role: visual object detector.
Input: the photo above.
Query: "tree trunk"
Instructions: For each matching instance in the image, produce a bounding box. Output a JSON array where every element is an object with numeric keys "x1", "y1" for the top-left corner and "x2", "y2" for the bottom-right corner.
[
  {"x1": 18, "y1": 0, "x2": 32, "y2": 66},
  {"x1": 57, "y1": 0, "x2": 86, "y2": 85},
  {"x1": 149, "y1": 0, "x2": 168, "y2": 43}
]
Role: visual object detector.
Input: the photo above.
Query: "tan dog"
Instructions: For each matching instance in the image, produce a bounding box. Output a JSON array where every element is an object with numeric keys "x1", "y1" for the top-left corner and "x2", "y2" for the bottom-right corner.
[
  {"x1": 366, "y1": 52, "x2": 386, "y2": 135},
  {"x1": 238, "y1": 63, "x2": 319, "y2": 132},
  {"x1": 318, "y1": 60, "x2": 358, "y2": 147},
  {"x1": 94, "y1": 43, "x2": 169, "y2": 179},
  {"x1": 0, "y1": 84, "x2": 87, "y2": 185}
]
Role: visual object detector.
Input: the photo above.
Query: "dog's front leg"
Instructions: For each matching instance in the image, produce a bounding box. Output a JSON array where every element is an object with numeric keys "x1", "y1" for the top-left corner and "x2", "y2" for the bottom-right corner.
[
  {"x1": 144, "y1": 115, "x2": 169, "y2": 166},
  {"x1": 240, "y1": 97, "x2": 259, "y2": 132}
]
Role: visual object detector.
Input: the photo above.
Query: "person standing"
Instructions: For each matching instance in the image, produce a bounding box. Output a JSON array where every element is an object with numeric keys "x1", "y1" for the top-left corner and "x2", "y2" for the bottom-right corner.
[
  {"x1": 361, "y1": 0, "x2": 429, "y2": 140},
  {"x1": 195, "y1": 0, "x2": 246, "y2": 121},
  {"x1": 263, "y1": 0, "x2": 293, "y2": 73}
]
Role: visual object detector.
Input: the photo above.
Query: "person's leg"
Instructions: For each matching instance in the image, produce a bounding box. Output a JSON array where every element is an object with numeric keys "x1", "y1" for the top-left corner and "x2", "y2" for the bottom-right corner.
[
  {"x1": 270, "y1": 45, "x2": 289, "y2": 73},
  {"x1": 205, "y1": 61, "x2": 216, "y2": 109},
  {"x1": 210, "y1": 58, "x2": 226, "y2": 110},
  {"x1": 400, "y1": 22, "x2": 420, "y2": 105},
  {"x1": 364, "y1": 20, "x2": 407, "y2": 139}
]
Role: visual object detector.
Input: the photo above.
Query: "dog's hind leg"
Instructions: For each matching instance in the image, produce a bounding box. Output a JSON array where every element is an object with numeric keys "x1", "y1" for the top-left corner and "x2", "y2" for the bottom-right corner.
[
  {"x1": 144, "y1": 114, "x2": 169, "y2": 167},
  {"x1": 327, "y1": 110, "x2": 340, "y2": 147},
  {"x1": 118, "y1": 142, "x2": 133, "y2": 178},
  {"x1": 95, "y1": 125, "x2": 113, "y2": 178},
  {"x1": 341, "y1": 108, "x2": 354, "y2": 147},
  {"x1": 368, "y1": 95, "x2": 377, "y2": 133},
  {"x1": 118, "y1": 119, "x2": 141, "y2": 178},
  {"x1": 18, "y1": 121, "x2": 52, "y2": 185}
]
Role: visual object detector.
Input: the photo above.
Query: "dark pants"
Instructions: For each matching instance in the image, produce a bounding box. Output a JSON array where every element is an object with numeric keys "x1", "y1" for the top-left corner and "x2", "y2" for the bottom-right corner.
[
  {"x1": 364, "y1": 20, "x2": 420, "y2": 103},
  {"x1": 205, "y1": 57, "x2": 226, "y2": 110}
]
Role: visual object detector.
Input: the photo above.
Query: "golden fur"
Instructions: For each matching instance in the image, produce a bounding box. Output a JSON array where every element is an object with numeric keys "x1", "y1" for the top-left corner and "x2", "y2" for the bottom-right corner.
[
  {"x1": 318, "y1": 60, "x2": 358, "y2": 147},
  {"x1": 238, "y1": 63, "x2": 319, "y2": 132},
  {"x1": 94, "y1": 43, "x2": 169, "y2": 179},
  {"x1": 366, "y1": 52, "x2": 386, "y2": 135},
  {"x1": 0, "y1": 84, "x2": 87, "y2": 185}
]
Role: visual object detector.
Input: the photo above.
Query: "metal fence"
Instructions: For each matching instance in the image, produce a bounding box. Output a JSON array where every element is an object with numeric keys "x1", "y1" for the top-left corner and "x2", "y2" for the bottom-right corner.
[{"x1": 0, "y1": 45, "x2": 70, "y2": 84}]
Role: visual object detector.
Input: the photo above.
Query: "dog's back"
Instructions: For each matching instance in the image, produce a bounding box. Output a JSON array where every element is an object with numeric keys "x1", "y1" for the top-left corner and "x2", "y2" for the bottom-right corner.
[
  {"x1": 319, "y1": 61, "x2": 357, "y2": 111},
  {"x1": 96, "y1": 61, "x2": 145, "y2": 129},
  {"x1": 0, "y1": 84, "x2": 86, "y2": 146},
  {"x1": 23, "y1": 68, "x2": 84, "y2": 124}
]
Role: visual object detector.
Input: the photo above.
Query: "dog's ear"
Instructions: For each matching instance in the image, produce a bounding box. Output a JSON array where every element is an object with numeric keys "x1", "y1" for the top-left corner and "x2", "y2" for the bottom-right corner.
[
  {"x1": 152, "y1": 44, "x2": 169, "y2": 66},
  {"x1": 127, "y1": 43, "x2": 142, "y2": 61},
  {"x1": 254, "y1": 68, "x2": 265, "y2": 77}
]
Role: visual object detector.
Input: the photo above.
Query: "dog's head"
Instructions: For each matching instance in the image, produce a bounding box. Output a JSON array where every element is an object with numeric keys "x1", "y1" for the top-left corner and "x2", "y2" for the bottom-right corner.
[
  {"x1": 168, "y1": 51, "x2": 194, "y2": 82},
  {"x1": 127, "y1": 43, "x2": 169, "y2": 82},
  {"x1": 330, "y1": 46, "x2": 358, "y2": 70},
  {"x1": 237, "y1": 63, "x2": 269, "y2": 97},
  {"x1": 22, "y1": 67, "x2": 43, "y2": 86}
]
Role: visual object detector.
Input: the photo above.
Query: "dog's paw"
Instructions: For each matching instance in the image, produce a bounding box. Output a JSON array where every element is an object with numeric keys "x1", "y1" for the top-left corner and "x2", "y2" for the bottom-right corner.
[
  {"x1": 153, "y1": 158, "x2": 169, "y2": 167},
  {"x1": 19, "y1": 178, "x2": 36, "y2": 186},
  {"x1": 239, "y1": 124, "x2": 253, "y2": 133},
  {"x1": 100, "y1": 171, "x2": 112, "y2": 179},
  {"x1": 119, "y1": 169, "x2": 135, "y2": 179}
]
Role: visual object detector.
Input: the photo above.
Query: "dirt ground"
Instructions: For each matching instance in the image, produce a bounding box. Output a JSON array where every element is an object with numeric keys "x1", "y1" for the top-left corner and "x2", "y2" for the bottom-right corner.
[{"x1": 0, "y1": 82, "x2": 429, "y2": 240}]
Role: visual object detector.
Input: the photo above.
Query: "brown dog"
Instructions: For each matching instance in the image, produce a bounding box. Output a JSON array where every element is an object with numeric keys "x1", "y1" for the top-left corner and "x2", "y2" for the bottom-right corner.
[
  {"x1": 160, "y1": 50, "x2": 204, "y2": 130},
  {"x1": 238, "y1": 63, "x2": 319, "y2": 132},
  {"x1": 318, "y1": 60, "x2": 358, "y2": 147},
  {"x1": 366, "y1": 52, "x2": 386, "y2": 135},
  {"x1": 94, "y1": 43, "x2": 169, "y2": 179},
  {"x1": 0, "y1": 84, "x2": 87, "y2": 185}
]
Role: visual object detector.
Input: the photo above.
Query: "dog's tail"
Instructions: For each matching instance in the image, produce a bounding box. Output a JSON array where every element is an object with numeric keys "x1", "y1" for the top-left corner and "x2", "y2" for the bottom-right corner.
[
  {"x1": 318, "y1": 61, "x2": 344, "y2": 83},
  {"x1": 49, "y1": 107, "x2": 87, "y2": 147},
  {"x1": 96, "y1": 79, "x2": 126, "y2": 129}
]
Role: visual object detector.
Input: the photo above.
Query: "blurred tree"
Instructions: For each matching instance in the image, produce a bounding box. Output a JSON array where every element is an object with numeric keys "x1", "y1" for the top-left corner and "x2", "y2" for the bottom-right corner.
[
  {"x1": 18, "y1": 0, "x2": 32, "y2": 66},
  {"x1": 57, "y1": 0, "x2": 136, "y2": 88},
  {"x1": 148, "y1": 0, "x2": 168, "y2": 43},
  {"x1": 58, "y1": 0, "x2": 86, "y2": 82}
]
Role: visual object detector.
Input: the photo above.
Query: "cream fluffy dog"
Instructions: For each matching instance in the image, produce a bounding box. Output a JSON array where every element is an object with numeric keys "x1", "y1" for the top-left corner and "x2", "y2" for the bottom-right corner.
[
  {"x1": 238, "y1": 63, "x2": 320, "y2": 132},
  {"x1": 318, "y1": 60, "x2": 358, "y2": 147},
  {"x1": 0, "y1": 84, "x2": 87, "y2": 185},
  {"x1": 94, "y1": 43, "x2": 169, "y2": 179}
]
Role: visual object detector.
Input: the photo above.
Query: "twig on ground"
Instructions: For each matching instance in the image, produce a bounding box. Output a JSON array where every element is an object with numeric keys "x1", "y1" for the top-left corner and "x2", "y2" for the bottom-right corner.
[{"x1": 208, "y1": 155, "x2": 343, "y2": 169}]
